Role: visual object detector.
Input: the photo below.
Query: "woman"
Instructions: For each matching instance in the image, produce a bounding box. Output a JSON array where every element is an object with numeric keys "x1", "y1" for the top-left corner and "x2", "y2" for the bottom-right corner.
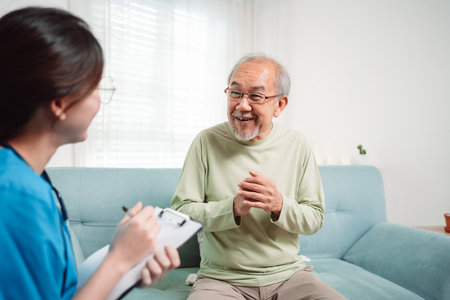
[{"x1": 0, "y1": 7, "x2": 179, "y2": 299}]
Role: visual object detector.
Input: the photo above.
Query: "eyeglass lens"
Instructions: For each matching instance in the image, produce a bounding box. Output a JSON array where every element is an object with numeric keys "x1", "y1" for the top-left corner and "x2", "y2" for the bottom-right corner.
[{"x1": 99, "y1": 76, "x2": 115, "y2": 104}]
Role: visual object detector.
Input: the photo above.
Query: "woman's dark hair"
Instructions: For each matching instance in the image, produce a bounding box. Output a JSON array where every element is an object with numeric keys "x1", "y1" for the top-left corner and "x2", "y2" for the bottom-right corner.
[{"x1": 0, "y1": 7, "x2": 104, "y2": 140}]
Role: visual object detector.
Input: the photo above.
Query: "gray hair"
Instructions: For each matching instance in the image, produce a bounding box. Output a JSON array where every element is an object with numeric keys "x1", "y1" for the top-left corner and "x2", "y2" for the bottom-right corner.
[{"x1": 227, "y1": 53, "x2": 291, "y2": 96}]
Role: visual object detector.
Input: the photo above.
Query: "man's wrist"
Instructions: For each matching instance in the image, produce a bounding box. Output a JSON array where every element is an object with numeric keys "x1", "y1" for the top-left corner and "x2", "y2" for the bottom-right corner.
[
  {"x1": 232, "y1": 198, "x2": 241, "y2": 225},
  {"x1": 270, "y1": 212, "x2": 280, "y2": 221},
  {"x1": 271, "y1": 193, "x2": 283, "y2": 218}
]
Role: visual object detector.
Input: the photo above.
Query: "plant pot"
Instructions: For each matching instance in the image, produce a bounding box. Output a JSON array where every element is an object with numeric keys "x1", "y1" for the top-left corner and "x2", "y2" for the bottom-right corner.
[
  {"x1": 357, "y1": 154, "x2": 369, "y2": 165},
  {"x1": 445, "y1": 213, "x2": 450, "y2": 233}
]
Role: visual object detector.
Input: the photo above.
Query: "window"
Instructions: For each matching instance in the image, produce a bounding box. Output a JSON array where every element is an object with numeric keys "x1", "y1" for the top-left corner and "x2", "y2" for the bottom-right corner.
[{"x1": 70, "y1": 0, "x2": 250, "y2": 167}]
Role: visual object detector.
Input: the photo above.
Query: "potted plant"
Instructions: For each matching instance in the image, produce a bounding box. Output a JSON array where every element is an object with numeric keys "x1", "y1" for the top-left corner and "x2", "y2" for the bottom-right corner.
[
  {"x1": 357, "y1": 145, "x2": 369, "y2": 165},
  {"x1": 445, "y1": 205, "x2": 450, "y2": 233}
]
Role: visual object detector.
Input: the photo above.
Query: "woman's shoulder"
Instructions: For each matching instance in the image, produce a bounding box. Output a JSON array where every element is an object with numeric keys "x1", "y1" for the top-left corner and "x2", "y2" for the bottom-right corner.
[
  {"x1": 0, "y1": 149, "x2": 52, "y2": 204},
  {"x1": 1, "y1": 149, "x2": 61, "y2": 241}
]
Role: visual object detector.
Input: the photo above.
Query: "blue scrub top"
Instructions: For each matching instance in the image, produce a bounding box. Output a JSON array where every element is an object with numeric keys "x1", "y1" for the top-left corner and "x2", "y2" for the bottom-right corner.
[{"x1": 0, "y1": 148, "x2": 77, "y2": 299}]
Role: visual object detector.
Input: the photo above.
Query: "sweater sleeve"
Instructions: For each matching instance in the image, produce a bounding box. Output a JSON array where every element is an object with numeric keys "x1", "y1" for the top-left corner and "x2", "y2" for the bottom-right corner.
[
  {"x1": 270, "y1": 142, "x2": 325, "y2": 235},
  {"x1": 170, "y1": 134, "x2": 239, "y2": 232}
]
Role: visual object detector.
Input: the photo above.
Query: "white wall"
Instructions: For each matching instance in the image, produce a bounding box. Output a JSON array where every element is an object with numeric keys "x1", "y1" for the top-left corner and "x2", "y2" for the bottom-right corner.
[{"x1": 253, "y1": 0, "x2": 450, "y2": 226}]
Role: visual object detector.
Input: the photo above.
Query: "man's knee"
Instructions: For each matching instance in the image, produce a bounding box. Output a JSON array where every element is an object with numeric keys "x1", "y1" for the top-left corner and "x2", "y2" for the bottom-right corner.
[{"x1": 278, "y1": 270, "x2": 347, "y2": 300}]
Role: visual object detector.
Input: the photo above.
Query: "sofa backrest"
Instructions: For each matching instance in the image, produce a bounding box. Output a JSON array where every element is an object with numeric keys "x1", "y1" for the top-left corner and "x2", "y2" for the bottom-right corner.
[
  {"x1": 48, "y1": 165, "x2": 387, "y2": 265},
  {"x1": 47, "y1": 167, "x2": 201, "y2": 268},
  {"x1": 300, "y1": 166, "x2": 387, "y2": 259}
]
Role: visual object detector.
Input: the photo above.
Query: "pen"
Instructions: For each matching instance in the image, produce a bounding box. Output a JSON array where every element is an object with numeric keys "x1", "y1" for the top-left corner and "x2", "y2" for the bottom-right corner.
[{"x1": 122, "y1": 206, "x2": 134, "y2": 218}]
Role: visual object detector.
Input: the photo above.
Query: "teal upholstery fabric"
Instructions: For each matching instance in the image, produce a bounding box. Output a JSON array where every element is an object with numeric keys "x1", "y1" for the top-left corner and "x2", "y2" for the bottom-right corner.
[
  {"x1": 300, "y1": 166, "x2": 387, "y2": 259},
  {"x1": 124, "y1": 267, "x2": 199, "y2": 300},
  {"x1": 344, "y1": 223, "x2": 450, "y2": 300},
  {"x1": 47, "y1": 168, "x2": 199, "y2": 267},
  {"x1": 46, "y1": 166, "x2": 449, "y2": 300},
  {"x1": 312, "y1": 258, "x2": 424, "y2": 299}
]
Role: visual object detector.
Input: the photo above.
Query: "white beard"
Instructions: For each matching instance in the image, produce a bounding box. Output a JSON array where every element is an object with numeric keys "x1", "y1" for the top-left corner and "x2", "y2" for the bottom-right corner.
[{"x1": 231, "y1": 123, "x2": 259, "y2": 141}]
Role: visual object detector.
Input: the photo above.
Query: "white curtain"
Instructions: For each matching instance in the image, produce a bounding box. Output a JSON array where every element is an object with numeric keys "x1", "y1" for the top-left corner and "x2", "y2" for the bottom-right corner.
[{"x1": 69, "y1": 0, "x2": 252, "y2": 167}]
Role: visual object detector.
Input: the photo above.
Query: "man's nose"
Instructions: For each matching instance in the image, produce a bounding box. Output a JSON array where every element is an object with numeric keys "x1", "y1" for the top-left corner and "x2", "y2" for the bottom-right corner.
[{"x1": 236, "y1": 94, "x2": 252, "y2": 111}]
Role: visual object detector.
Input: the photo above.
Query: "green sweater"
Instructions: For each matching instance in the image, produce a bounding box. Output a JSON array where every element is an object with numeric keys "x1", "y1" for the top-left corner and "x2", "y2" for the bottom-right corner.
[{"x1": 171, "y1": 122, "x2": 324, "y2": 286}]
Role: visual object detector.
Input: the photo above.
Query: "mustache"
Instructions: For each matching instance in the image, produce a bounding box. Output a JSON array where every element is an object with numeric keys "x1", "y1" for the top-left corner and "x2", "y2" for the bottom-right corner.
[{"x1": 231, "y1": 112, "x2": 256, "y2": 118}]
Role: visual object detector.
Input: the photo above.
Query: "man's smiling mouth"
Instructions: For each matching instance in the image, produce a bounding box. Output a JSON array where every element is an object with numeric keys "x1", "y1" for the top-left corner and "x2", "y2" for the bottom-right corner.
[
  {"x1": 233, "y1": 112, "x2": 257, "y2": 122},
  {"x1": 237, "y1": 117, "x2": 254, "y2": 121}
]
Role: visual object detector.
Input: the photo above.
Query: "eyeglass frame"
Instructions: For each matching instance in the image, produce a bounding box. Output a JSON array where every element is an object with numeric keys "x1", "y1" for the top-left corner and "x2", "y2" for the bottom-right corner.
[
  {"x1": 224, "y1": 87, "x2": 281, "y2": 104},
  {"x1": 98, "y1": 75, "x2": 116, "y2": 104}
]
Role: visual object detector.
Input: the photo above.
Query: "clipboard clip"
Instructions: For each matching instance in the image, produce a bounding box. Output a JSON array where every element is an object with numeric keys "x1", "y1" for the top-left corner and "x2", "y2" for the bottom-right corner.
[{"x1": 158, "y1": 208, "x2": 190, "y2": 227}]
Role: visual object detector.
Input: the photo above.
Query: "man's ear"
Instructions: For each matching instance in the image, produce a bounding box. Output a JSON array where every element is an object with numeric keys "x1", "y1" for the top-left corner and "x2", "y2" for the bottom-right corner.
[
  {"x1": 274, "y1": 95, "x2": 288, "y2": 118},
  {"x1": 49, "y1": 98, "x2": 70, "y2": 120}
]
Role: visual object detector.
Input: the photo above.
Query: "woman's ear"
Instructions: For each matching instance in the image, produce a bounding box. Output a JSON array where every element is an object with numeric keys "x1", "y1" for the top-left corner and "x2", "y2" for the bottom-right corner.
[
  {"x1": 50, "y1": 98, "x2": 69, "y2": 120},
  {"x1": 274, "y1": 95, "x2": 288, "y2": 118}
]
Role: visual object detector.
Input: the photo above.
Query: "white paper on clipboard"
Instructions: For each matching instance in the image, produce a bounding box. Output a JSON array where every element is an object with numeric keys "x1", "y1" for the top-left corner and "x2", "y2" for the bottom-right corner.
[{"x1": 76, "y1": 207, "x2": 203, "y2": 300}]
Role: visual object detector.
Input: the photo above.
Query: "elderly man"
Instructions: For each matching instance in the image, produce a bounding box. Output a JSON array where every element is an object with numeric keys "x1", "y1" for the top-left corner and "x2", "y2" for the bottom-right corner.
[{"x1": 171, "y1": 54, "x2": 346, "y2": 299}]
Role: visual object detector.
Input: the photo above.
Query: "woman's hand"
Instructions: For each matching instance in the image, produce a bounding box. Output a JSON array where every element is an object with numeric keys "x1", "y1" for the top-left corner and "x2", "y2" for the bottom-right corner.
[
  {"x1": 109, "y1": 202, "x2": 161, "y2": 272},
  {"x1": 140, "y1": 245, "x2": 180, "y2": 286}
]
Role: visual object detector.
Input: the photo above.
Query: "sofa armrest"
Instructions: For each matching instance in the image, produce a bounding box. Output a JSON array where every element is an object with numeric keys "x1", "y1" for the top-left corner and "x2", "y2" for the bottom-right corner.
[{"x1": 343, "y1": 223, "x2": 450, "y2": 300}]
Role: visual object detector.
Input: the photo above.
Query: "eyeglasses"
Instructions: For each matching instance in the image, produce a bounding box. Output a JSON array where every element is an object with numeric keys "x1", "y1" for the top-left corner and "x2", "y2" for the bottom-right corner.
[
  {"x1": 98, "y1": 76, "x2": 116, "y2": 104},
  {"x1": 224, "y1": 87, "x2": 281, "y2": 104}
]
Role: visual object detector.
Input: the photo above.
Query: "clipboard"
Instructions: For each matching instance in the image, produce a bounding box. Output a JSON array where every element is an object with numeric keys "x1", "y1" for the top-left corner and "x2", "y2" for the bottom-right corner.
[{"x1": 76, "y1": 207, "x2": 203, "y2": 300}]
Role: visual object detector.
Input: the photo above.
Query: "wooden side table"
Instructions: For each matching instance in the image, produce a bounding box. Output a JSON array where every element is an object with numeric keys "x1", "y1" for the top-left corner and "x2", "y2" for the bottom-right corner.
[{"x1": 416, "y1": 226, "x2": 450, "y2": 236}]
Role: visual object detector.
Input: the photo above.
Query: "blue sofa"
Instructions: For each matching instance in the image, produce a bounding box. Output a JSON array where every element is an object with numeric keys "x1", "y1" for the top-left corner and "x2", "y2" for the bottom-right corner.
[{"x1": 47, "y1": 166, "x2": 450, "y2": 300}]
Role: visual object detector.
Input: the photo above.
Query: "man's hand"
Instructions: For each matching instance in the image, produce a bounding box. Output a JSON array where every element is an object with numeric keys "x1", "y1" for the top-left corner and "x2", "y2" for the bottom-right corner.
[
  {"x1": 233, "y1": 171, "x2": 283, "y2": 217},
  {"x1": 233, "y1": 192, "x2": 252, "y2": 217}
]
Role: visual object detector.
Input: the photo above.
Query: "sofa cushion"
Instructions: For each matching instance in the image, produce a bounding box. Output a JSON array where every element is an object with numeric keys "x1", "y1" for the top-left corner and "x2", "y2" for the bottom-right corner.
[
  {"x1": 300, "y1": 166, "x2": 387, "y2": 259},
  {"x1": 123, "y1": 267, "x2": 198, "y2": 300},
  {"x1": 312, "y1": 258, "x2": 424, "y2": 300},
  {"x1": 343, "y1": 223, "x2": 450, "y2": 300}
]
